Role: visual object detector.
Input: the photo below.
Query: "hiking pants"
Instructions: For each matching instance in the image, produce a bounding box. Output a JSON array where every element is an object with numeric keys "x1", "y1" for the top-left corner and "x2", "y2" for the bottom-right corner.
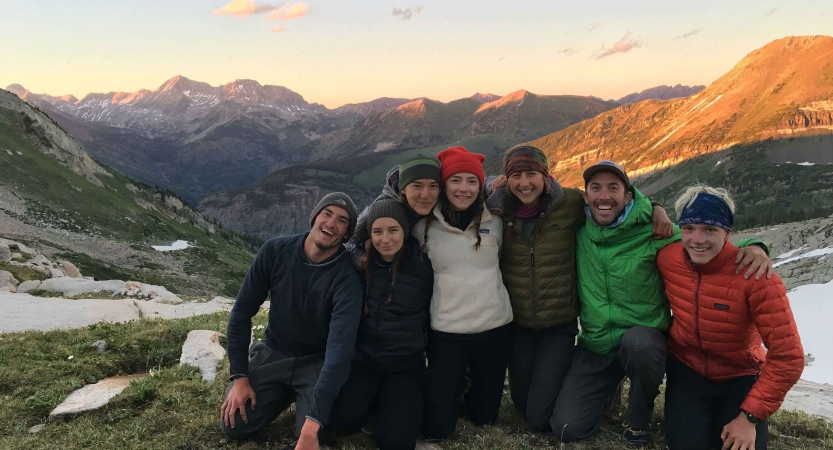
[
  {"x1": 550, "y1": 326, "x2": 667, "y2": 441},
  {"x1": 508, "y1": 321, "x2": 578, "y2": 430},
  {"x1": 220, "y1": 341, "x2": 324, "y2": 440},
  {"x1": 424, "y1": 324, "x2": 511, "y2": 439},
  {"x1": 665, "y1": 358, "x2": 768, "y2": 450},
  {"x1": 328, "y1": 360, "x2": 425, "y2": 450}
]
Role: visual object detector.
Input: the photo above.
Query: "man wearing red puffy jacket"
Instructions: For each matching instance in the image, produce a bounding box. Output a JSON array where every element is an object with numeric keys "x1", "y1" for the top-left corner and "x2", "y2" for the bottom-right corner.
[{"x1": 657, "y1": 185, "x2": 804, "y2": 450}]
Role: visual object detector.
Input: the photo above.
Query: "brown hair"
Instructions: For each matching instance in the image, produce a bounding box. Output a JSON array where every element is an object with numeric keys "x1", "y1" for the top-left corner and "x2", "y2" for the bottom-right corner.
[
  {"x1": 421, "y1": 192, "x2": 485, "y2": 254},
  {"x1": 362, "y1": 241, "x2": 404, "y2": 315}
]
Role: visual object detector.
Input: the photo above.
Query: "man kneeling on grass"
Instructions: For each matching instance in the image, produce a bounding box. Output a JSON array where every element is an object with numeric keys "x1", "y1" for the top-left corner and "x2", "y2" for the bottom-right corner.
[{"x1": 220, "y1": 193, "x2": 363, "y2": 450}]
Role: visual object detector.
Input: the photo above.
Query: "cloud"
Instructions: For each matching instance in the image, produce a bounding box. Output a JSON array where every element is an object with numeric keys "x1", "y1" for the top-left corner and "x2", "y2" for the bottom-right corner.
[
  {"x1": 559, "y1": 48, "x2": 578, "y2": 56},
  {"x1": 586, "y1": 22, "x2": 604, "y2": 32},
  {"x1": 213, "y1": 0, "x2": 275, "y2": 16},
  {"x1": 762, "y1": 7, "x2": 778, "y2": 17},
  {"x1": 392, "y1": 5, "x2": 424, "y2": 20},
  {"x1": 594, "y1": 32, "x2": 644, "y2": 59},
  {"x1": 266, "y1": 3, "x2": 309, "y2": 20},
  {"x1": 271, "y1": 26, "x2": 285, "y2": 32},
  {"x1": 675, "y1": 27, "x2": 703, "y2": 40},
  {"x1": 213, "y1": 0, "x2": 308, "y2": 19}
]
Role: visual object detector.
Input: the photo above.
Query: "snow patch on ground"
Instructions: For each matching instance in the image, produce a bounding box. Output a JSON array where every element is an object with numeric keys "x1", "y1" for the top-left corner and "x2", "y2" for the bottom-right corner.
[
  {"x1": 777, "y1": 245, "x2": 808, "y2": 260},
  {"x1": 152, "y1": 240, "x2": 190, "y2": 251},
  {"x1": 798, "y1": 162, "x2": 816, "y2": 166},
  {"x1": 774, "y1": 246, "x2": 833, "y2": 267},
  {"x1": 789, "y1": 280, "x2": 833, "y2": 384}
]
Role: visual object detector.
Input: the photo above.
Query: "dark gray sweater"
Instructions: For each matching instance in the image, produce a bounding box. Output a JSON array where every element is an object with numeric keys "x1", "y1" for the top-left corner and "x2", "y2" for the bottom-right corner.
[{"x1": 226, "y1": 233, "x2": 363, "y2": 426}]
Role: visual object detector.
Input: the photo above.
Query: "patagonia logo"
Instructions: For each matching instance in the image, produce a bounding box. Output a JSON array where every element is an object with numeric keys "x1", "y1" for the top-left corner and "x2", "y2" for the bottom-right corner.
[
  {"x1": 480, "y1": 229, "x2": 490, "y2": 234},
  {"x1": 714, "y1": 303, "x2": 729, "y2": 310}
]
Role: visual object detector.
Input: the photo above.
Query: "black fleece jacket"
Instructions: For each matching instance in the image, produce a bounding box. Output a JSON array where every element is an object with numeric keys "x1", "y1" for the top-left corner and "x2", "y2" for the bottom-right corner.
[
  {"x1": 226, "y1": 233, "x2": 363, "y2": 426},
  {"x1": 354, "y1": 236, "x2": 434, "y2": 372}
]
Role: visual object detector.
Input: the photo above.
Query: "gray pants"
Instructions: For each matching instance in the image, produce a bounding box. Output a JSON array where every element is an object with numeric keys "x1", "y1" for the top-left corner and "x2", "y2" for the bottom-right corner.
[
  {"x1": 220, "y1": 341, "x2": 325, "y2": 440},
  {"x1": 550, "y1": 327, "x2": 667, "y2": 441}
]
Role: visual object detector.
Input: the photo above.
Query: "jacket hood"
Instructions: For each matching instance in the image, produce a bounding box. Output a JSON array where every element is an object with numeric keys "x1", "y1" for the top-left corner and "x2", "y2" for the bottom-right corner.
[
  {"x1": 380, "y1": 165, "x2": 401, "y2": 201},
  {"x1": 582, "y1": 186, "x2": 653, "y2": 244}
]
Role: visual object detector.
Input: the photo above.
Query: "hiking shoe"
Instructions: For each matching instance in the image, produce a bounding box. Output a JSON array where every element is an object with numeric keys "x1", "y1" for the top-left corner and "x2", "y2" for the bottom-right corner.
[{"x1": 622, "y1": 425, "x2": 652, "y2": 448}]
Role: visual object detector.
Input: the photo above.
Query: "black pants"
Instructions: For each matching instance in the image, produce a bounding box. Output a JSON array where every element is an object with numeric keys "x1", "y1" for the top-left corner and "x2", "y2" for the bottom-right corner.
[
  {"x1": 220, "y1": 341, "x2": 324, "y2": 440},
  {"x1": 551, "y1": 326, "x2": 667, "y2": 441},
  {"x1": 328, "y1": 361, "x2": 425, "y2": 450},
  {"x1": 665, "y1": 358, "x2": 768, "y2": 450},
  {"x1": 508, "y1": 321, "x2": 578, "y2": 430},
  {"x1": 424, "y1": 325, "x2": 511, "y2": 439}
]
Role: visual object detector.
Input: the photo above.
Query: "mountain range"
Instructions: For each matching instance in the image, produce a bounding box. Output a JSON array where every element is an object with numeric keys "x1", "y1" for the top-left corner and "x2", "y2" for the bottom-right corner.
[
  {"x1": 8, "y1": 75, "x2": 700, "y2": 206},
  {"x1": 531, "y1": 35, "x2": 833, "y2": 228}
]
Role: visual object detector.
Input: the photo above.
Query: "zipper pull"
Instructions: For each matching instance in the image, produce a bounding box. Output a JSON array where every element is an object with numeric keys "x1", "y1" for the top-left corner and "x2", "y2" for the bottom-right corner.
[{"x1": 530, "y1": 247, "x2": 535, "y2": 266}]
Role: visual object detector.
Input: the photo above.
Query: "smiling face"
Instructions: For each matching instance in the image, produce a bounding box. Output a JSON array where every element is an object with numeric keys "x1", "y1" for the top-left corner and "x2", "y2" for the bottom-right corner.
[
  {"x1": 508, "y1": 170, "x2": 545, "y2": 207},
  {"x1": 583, "y1": 171, "x2": 633, "y2": 226},
  {"x1": 402, "y1": 179, "x2": 440, "y2": 216},
  {"x1": 310, "y1": 205, "x2": 350, "y2": 251},
  {"x1": 445, "y1": 172, "x2": 480, "y2": 211},
  {"x1": 370, "y1": 217, "x2": 405, "y2": 261},
  {"x1": 681, "y1": 223, "x2": 730, "y2": 265}
]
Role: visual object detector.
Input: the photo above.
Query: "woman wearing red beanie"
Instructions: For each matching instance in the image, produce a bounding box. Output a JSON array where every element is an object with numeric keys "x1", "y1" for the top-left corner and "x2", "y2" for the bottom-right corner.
[{"x1": 412, "y1": 146, "x2": 514, "y2": 440}]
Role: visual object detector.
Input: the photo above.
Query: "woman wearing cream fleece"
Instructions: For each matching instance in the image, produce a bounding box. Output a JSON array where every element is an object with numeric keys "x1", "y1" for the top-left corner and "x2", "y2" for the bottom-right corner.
[{"x1": 412, "y1": 146, "x2": 514, "y2": 440}]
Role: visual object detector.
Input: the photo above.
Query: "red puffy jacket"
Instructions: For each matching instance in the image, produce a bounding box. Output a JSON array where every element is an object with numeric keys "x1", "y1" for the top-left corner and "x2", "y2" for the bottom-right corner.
[{"x1": 657, "y1": 241, "x2": 804, "y2": 420}]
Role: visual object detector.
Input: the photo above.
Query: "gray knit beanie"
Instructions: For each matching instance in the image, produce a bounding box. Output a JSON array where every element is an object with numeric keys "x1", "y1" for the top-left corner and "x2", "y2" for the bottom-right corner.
[
  {"x1": 366, "y1": 199, "x2": 411, "y2": 238},
  {"x1": 309, "y1": 192, "x2": 358, "y2": 241}
]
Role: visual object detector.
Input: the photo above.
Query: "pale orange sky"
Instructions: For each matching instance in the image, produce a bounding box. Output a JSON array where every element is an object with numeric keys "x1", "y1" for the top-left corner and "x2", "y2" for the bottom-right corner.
[{"x1": 2, "y1": 0, "x2": 832, "y2": 108}]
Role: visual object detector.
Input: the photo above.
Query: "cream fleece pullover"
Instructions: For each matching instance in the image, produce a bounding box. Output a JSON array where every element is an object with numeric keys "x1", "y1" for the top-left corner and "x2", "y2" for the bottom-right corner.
[{"x1": 412, "y1": 204, "x2": 513, "y2": 334}]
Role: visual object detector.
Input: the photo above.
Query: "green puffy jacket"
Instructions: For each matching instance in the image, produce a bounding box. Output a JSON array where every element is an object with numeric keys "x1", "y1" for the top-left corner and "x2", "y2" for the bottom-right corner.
[
  {"x1": 577, "y1": 187, "x2": 769, "y2": 355},
  {"x1": 499, "y1": 180, "x2": 585, "y2": 330}
]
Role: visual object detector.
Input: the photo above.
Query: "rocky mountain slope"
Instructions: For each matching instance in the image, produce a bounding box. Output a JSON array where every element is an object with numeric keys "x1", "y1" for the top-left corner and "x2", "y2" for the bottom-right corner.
[
  {"x1": 0, "y1": 89, "x2": 255, "y2": 297},
  {"x1": 616, "y1": 84, "x2": 706, "y2": 104},
  {"x1": 530, "y1": 35, "x2": 833, "y2": 227},
  {"x1": 199, "y1": 91, "x2": 618, "y2": 237}
]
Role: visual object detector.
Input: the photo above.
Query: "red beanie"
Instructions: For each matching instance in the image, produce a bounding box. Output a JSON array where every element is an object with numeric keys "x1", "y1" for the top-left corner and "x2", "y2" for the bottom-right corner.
[{"x1": 436, "y1": 146, "x2": 486, "y2": 187}]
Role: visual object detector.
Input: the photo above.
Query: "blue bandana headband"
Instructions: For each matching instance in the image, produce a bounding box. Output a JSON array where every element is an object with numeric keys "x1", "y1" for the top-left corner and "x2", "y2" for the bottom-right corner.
[{"x1": 678, "y1": 192, "x2": 734, "y2": 231}]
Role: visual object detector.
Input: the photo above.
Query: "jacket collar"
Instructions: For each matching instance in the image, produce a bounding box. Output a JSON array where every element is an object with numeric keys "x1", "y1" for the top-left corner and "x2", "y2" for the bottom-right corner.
[
  {"x1": 298, "y1": 232, "x2": 350, "y2": 267},
  {"x1": 431, "y1": 202, "x2": 492, "y2": 233}
]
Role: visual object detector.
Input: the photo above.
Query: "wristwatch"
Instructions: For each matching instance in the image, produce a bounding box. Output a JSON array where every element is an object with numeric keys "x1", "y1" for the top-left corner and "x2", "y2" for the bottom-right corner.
[{"x1": 742, "y1": 410, "x2": 761, "y2": 424}]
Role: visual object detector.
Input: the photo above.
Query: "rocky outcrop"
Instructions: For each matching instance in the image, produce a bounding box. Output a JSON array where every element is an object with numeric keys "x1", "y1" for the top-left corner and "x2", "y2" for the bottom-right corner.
[
  {"x1": 0, "y1": 90, "x2": 110, "y2": 186},
  {"x1": 179, "y1": 330, "x2": 226, "y2": 382},
  {"x1": 49, "y1": 374, "x2": 147, "y2": 421}
]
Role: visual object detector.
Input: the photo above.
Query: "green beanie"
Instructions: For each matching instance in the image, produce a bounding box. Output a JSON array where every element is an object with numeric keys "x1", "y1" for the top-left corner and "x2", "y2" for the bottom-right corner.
[{"x1": 398, "y1": 154, "x2": 441, "y2": 190}]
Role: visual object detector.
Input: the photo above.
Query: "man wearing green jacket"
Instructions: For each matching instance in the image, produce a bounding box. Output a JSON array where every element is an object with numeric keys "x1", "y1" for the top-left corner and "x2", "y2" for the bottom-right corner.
[{"x1": 549, "y1": 161, "x2": 772, "y2": 447}]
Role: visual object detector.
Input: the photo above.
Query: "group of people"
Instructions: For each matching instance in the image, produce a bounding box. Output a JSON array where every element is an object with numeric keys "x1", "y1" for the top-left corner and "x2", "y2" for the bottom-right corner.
[{"x1": 218, "y1": 144, "x2": 805, "y2": 450}]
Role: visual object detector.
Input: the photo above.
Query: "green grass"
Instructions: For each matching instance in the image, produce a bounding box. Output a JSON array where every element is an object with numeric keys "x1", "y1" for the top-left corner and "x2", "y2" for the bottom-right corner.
[
  {"x1": 0, "y1": 262, "x2": 49, "y2": 283},
  {"x1": 1, "y1": 313, "x2": 830, "y2": 449}
]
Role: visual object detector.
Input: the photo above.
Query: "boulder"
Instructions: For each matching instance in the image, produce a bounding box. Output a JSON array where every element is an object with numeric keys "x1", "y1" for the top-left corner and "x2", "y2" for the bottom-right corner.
[
  {"x1": 36, "y1": 278, "x2": 183, "y2": 303},
  {"x1": 49, "y1": 374, "x2": 147, "y2": 421},
  {"x1": 10, "y1": 253, "x2": 22, "y2": 261},
  {"x1": 57, "y1": 261, "x2": 82, "y2": 278},
  {"x1": 27, "y1": 255, "x2": 51, "y2": 268},
  {"x1": 91, "y1": 340, "x2": 107, "y2": 353},
  {"x1": 0, "y1": 270, "x2": 18, "y2": 285},
  {"x1": 28, "y1": 424, "x2": 45, "y2": 434},
  {"x1": 0, "y1": 243, "x2": 9, "y2": 262},
  {"x1": 49, "y1": 268, "x2": 65, "y2": 278},
  {"x1": 0, "y1": 239, "x2": 33, "y2": 255},
  {"x1": 783, "y1": 379, "x2": 833, "y2": 422},
  {"x1": 179, "y1": 330, "x2": 226, "y2": 382},
  {"x1": 0, "y1": 281, "x2": 16, "y2": 293},
  {"x1": 16, "y1": 280, "x2": 41, "y2": 293}
]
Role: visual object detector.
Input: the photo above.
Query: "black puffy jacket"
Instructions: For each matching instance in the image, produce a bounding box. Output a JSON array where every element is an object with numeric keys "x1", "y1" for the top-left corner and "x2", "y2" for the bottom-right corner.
[{"x1": 354, "y1": 236, "x2": 434, "y2": 372}]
